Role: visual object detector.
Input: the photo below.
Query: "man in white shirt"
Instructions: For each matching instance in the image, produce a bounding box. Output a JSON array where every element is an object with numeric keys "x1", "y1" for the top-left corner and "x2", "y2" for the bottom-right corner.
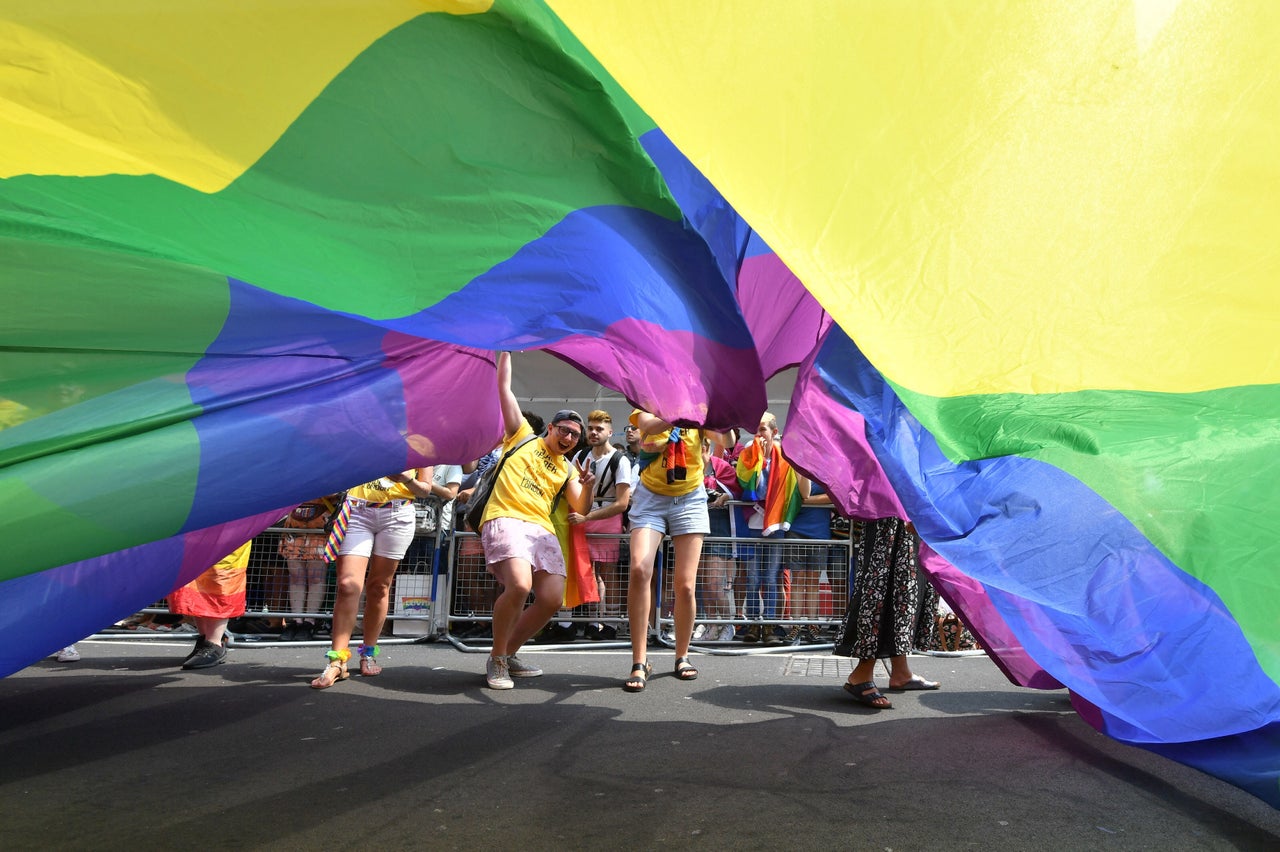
[
  {"x1": 404, "y1": 463, "x2": 464, "y2": 573},
  {"x1": 569, "y1": 410, "x2": 633, "y2": 639}
]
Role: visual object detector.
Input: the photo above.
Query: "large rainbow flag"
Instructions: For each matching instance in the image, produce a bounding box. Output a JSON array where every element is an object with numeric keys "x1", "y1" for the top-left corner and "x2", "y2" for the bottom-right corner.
[
  {"x1": 3, "y1": 0, "x2": 1279, "y2": 808},
  {"x1": 552, "y1": 0, "x2": 1280, "y2": 805},
  {"x1": 0, "y1": 1, "x2": 763, "y2": 674}
]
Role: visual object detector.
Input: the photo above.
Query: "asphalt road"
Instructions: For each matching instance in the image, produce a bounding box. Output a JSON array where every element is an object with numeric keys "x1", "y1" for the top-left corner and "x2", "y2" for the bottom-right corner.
[{"x1": 2, "y1": 638, "x2": 1277, "y2": 851}]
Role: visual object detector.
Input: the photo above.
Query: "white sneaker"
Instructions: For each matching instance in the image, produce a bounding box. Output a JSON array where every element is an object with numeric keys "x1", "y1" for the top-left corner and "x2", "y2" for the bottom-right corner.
[
  {"x1": 692, "y1": 624, "x2": 708, "y2": 640},
  {"x1": 505, "y1": 654, "x2": 543, "y2": 678},
  {"x1": 485, "y1": 656, "x2": 513, "y2": 689},
  {"x1": 717, "y1": 624, "x2": 738, "y2": 642},
  {"x1": 56, "y1": 646, "x2": 80, "y2": 662}
]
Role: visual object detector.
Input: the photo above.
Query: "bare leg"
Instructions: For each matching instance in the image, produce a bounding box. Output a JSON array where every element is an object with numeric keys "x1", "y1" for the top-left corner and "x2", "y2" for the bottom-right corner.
[
  {"x1": 489, "y1": 557, "x2": 533, "y2": 660},
  {"x1": 357, "y1": 554, "x2": 400, "y2": 674},
  {"x1": 328, "y1": 554, "x2": 369, "y2": 651},
  {"x1": 311, "y1": 554, "x2": 368, "y2": 688},
  {"x1": 195, "y1": 616, "x2": 230, "y2": 646},
  {"x1": 669, "y1": 533, "x2": 704, "y2": 660},
  {"x1": 628, "y1": 528, "x2": 663, "y2": 665},
  {"x1": 506, "y1": 571, "x2": 567, "y2": 653}
]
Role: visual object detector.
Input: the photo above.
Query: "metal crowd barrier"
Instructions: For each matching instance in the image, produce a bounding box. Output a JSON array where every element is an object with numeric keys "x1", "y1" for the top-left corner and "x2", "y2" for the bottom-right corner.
[
  {"x1": 442, "y1": 502, "x2": 856, "y2": 656},
  {"x1": 99, "y1": 525, "x2": 449, "y2": 644},
  {"x1": 101, "y1": 505, "x2": 861, "y2": 656}
]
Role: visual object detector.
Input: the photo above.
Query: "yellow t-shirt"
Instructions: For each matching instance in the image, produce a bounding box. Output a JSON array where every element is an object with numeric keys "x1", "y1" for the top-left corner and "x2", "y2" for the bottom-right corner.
[
  {"x1": 481, "y1": 421, "x2": 571, "y2": 534},
  {"x1": 630, "y1": 410, "x2": 705, "y2": 497},
  {"x1": 346, "y1": 472, "x2": 418, "y2": 502}
]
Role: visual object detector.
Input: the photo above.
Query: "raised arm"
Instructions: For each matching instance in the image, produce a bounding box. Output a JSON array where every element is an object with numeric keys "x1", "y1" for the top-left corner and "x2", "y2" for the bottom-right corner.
[
  {"x1": 496, "y1": 352, "x2": 524, "y2": 439},
  {"x1": 632, "y1": 410, "x2": 670, "y2": 435}
]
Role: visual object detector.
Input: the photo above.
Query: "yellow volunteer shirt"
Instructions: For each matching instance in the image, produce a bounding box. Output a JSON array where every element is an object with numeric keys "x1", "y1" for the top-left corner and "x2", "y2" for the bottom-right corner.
[
  {"x1": 630, "y1": 409, "x2": 705, "y2": 497},
  {"x1": 482, "y1": 421, "x2": 570, "y2": 534},
  {"x1": 346, "y1": 472, "x2": 418, "y2": 502}
]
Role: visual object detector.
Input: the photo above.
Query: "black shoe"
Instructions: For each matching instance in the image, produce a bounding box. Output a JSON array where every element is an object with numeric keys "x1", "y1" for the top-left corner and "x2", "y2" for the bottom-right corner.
[
  {"x1": 549, "y1": 623, "x2": 578, "y2": 642},
  {"x1": 598, "y1": 624, "x2": 617, "y2": 641},
  {"x1": 583, "y1": 623, "x2": 604, "y2": 640},
  {"x1": 295, "y1": 622, "x2": 315, "y2": 642},
  {"x1": 280, "y1": 623, "x2": 299, "y2": 642},
  {"x1": 182, "y1": 637, "x2": 205, "y2": 663},
  {"x1": 182, "y1": 640, "x2": 227, "y2": 670}
]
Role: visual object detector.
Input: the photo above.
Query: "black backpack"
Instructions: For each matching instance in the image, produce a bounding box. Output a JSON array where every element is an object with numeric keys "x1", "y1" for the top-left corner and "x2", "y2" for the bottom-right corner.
[
  {"x1": 463, "y1": 435, "x2": 537, "y2": 533},
  {"x1": 575, "y1": 448, "x2": 624, "y2": 505}
]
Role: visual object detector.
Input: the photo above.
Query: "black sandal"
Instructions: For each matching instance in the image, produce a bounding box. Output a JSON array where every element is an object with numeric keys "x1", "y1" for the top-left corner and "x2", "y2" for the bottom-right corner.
[
  {"x1": 674, "y1": 656, "x2": 699, "y2": 681},
  {"x1": 623, "y1": 661, "x2": 653, "y2": 692},
  {"x1": 843, "y1": 680, "x2": 892, "y2": 709}
]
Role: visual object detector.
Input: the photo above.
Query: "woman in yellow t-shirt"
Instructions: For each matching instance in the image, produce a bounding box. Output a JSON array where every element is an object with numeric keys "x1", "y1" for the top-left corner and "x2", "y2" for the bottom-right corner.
[
  {"x1": 623, "y1": 409, "x2": 728, "y2": 691},
  {"x1": 312, "y1": 468, "x2": 436, "y2": 688},
  {"x1": 479, "y1": 352, "x2": 594, "y2": 690}
]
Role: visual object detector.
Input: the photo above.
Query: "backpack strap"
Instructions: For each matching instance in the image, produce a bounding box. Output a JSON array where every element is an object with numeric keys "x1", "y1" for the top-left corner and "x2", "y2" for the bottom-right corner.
[
  {"x1": 550, "y1": 476, "x2": 571, "y2": 515},
  {"x1": 594, "y1": 449, "x2": 623, "y2": 503}
]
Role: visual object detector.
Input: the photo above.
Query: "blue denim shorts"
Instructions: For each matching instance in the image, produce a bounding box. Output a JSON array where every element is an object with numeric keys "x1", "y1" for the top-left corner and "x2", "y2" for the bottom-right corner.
[{"x1": 629, "y1": 484, "x2": 710, "y2": 537}]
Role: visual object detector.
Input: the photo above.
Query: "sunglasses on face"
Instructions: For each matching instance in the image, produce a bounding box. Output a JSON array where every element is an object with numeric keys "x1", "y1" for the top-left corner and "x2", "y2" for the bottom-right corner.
[{"x1": 553, "y1": 424, "x2": 581, "y2": 440}]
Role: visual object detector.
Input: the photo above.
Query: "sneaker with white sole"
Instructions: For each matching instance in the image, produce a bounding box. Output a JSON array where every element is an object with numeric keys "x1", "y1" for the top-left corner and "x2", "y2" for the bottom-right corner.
[
  {"x1": 505, "y1": 654, "x2": 543, "y2": 678},
  {"x1": 55, "y1": 646, "x2": 80, "y2": 662},
  {"x1": 692, "y1": 624, "x2": 708, "y2": 640},
  {"x1": 717, "y1": 624, "x2": 738, "y2": 642},
  {"x1": 485, "y1": 655, "x2": 514, "y2": 689}
]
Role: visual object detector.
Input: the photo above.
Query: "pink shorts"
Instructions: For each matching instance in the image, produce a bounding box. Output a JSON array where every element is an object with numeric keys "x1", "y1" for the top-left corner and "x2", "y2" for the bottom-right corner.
[
  {"x1": 481, "y1": 517, "x2": 567, "y2": 577},
  {"x1": 583, "y1": 514, "x2": 623, "y2": 563}
]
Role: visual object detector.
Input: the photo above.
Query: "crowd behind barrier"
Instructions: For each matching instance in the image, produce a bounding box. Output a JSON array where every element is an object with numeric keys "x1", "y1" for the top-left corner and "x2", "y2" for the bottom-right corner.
[
  {"x1": 104, "y1": 501, "x2": 904, "y2": 649},
  {"x1": 105, "y1": 501, "x2": 978, "y2": 655}
]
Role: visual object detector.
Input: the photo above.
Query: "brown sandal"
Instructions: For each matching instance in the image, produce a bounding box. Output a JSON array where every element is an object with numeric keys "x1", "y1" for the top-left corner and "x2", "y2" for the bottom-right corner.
[
  {"x1": 358, "y1": 645, "x2": 382, "y2": 677},
  {"x1": 310, "y1": 656, "x2": 349, "y2": 689}
]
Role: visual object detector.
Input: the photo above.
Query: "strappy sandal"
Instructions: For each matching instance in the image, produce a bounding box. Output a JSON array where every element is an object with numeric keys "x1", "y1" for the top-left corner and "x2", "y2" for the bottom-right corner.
[
  {"x1": 623, "y1": 660, "x2": 653, "y2": 692},
  {"x1": 358, "y1": 644, "x2": 381, "y2": 677},
  {"x1": 310, "y1": 650, "x2": 350, "y2": 689},
  {"x1": 674, "y1": 656, "x2": 699, "y2": 681},
  {"x1": 843, "y1": 680, "x2": 892, "y2": 709}
]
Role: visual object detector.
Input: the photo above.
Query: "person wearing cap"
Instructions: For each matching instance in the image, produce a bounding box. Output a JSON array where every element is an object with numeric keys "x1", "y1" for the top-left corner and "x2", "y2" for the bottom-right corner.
[
  {"x1": 478, "y1": 352, "x2": 595, "y2": 689},
  {"x1": 623, "y1": 409, "x2": 728, "y2": 691}
]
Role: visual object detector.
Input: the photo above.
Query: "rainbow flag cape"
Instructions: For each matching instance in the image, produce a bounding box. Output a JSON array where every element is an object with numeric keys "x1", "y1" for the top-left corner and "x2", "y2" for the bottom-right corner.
[
  {"x1": 552, "y1": 504, "x2": 596, "y2": 609},
  {"x1": 734, "y1": 440, "x2": 800, "y2": 536}
]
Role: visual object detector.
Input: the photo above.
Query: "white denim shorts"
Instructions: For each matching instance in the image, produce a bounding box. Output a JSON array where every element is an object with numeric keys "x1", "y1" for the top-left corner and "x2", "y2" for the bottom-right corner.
[
  {"x1": 628, "y1": 484, "x2": 709, "y2": 537},
  {"x1": 338, "y1": 501, "x2": 416, "y2": 560}
]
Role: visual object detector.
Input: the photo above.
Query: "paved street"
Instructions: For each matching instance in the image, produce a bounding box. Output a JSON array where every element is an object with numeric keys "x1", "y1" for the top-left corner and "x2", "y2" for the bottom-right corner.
[{"x1": 2, "y1": 638, "x2": 1277, "y2": 850}]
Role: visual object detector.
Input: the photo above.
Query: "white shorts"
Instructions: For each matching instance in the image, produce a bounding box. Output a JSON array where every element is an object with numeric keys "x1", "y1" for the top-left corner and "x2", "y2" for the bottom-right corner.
[
  {"x1": 338, "y1": 501, "x2": 416, "y2": 560},
  {"x1": 481, "y1": 517, "x2": 567, "y2": 577}
]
